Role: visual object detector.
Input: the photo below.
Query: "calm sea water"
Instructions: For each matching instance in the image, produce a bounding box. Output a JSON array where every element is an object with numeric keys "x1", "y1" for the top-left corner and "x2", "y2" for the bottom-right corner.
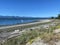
[{"x1": 0, "y1": 19, "x2": 38, "y2": 26}]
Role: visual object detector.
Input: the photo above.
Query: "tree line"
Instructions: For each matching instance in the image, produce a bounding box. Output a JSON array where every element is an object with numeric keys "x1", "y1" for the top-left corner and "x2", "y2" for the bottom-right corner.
[{"x1": 51, "y1": 14, "x2": 60, "y2": 19}]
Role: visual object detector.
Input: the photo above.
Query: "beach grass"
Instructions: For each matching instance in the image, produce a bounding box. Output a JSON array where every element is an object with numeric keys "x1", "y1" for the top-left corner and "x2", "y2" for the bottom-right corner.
[
  {"x1": 0, "y1": 20, "x2": 59, "y2": 45},
  {"x1": 2, "y1": 25, "x2": 56, "y2": 45}
]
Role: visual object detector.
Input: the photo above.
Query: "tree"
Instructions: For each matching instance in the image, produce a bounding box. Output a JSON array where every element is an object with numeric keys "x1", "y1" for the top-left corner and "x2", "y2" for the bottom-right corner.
[
  {"x1": 58, "y1": 14, "x2": 60, "y2": 19},
  {"x1": 51, "y1": 17, "x2": 54, "y2": 19}
]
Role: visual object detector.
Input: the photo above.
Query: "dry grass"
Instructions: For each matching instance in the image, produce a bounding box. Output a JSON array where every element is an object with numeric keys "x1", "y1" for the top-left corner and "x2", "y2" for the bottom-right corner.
[{"x1": 1, "y1": 20, "x2": 60, "y2": 45}]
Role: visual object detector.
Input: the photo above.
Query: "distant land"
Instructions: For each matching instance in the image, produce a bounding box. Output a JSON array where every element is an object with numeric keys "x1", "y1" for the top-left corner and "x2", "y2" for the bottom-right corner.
[{"x1": 0, "y1": 16, "x2": 50, "y2": 20}]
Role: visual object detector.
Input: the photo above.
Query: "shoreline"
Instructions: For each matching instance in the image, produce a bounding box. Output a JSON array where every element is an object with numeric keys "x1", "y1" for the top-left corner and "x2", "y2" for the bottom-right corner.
[
  {"x1": 0, "y1": 19, "x2": 54, "y2": 44},
  {"x1": 0, "y1": 20, "x2": 39, "y2": 27},
  {"x1": 0, "y1": 19, "x2": 52, "y2": 30}
]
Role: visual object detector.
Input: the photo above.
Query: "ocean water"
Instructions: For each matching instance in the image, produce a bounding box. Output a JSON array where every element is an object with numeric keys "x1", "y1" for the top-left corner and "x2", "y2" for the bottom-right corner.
[{"x1": 0, "y1": 19, "x2": 38, "y2": 26}]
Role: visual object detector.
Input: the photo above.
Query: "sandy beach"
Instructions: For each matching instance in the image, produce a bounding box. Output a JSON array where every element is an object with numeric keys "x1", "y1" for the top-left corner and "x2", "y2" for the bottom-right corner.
[
  {"x1": 0, "y1": 19, "x2": 52, "y2": 30},
  {"x1": 0, "y1": 19, "x2": 52, "y2": 42}
]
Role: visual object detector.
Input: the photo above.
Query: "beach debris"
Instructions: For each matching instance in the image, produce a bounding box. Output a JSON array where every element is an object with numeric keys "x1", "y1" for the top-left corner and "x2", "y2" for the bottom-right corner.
[{"x1": 11, "y1": 29, "x2": 20, "y2": 34}]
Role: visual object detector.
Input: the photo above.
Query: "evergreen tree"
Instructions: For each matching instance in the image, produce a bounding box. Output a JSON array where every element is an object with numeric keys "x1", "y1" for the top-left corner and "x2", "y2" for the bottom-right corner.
[{"x1": 58, "y1": 14, "x2": 60, "y2": 19}]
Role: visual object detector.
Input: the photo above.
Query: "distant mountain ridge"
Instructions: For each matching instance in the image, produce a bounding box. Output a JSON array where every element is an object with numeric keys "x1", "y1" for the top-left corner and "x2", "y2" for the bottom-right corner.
[{"x1": 0, "y1": 16, "x2": 50, "y2": 20}]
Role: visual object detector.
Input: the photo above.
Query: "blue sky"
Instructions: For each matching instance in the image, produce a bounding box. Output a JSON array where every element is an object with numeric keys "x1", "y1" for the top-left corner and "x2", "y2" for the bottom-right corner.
[{"x1": 0, "y1": 0, "x2": 60, "y2": 17}]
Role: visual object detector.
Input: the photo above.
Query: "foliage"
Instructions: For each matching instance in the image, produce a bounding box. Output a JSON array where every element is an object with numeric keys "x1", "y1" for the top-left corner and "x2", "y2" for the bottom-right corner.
[
  {"x1": 57, "y1": 14, "x2": 60, "y2": 19},
  {"x1": 51, "y1": 17, "x2": 55, "y2": 19}
]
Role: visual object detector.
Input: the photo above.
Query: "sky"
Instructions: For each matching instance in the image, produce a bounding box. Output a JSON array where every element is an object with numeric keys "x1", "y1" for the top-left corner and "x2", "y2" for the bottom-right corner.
[{"x1": 0, "y1": 0, "x2": 60, "y2": 17}]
